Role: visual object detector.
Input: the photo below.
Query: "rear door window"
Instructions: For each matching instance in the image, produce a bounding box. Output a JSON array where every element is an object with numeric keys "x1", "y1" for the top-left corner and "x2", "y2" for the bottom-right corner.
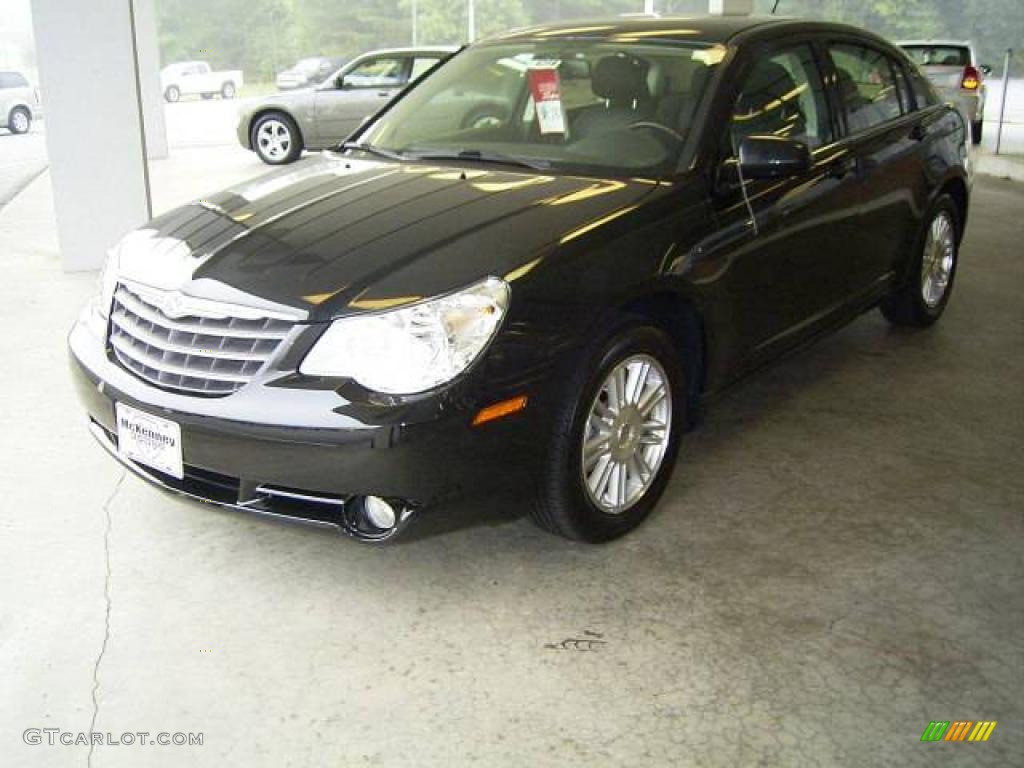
[
  {"x1": 828, "y1": 44, "x2": 904, "y2": 134},
  {"x1": 906, "y1": 65, "x2": 939, "y2": 110}
]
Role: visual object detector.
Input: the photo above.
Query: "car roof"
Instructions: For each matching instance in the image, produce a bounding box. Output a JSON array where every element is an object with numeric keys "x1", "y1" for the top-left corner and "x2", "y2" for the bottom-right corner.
[
  {"x1": 488, "y1": 15, "x2": 784, "y2": 44},
  {"x1": 896, "y1": 40, "x2": 974, "y2": 48},
  {"x1": 486, "y1": 15, "x2": 894, "y2": 45}
]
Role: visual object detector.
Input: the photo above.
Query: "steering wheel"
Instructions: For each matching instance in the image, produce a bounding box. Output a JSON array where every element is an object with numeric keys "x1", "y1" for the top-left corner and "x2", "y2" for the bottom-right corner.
[{"x1": 628, "y1": 121, "x2": 685, "y2": 145}]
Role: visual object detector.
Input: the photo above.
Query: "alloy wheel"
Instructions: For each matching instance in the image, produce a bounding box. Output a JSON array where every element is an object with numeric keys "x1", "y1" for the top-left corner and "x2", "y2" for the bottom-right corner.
[
  {"x1": 256, "y1": 120, "x2": 292, "y2": 162},
  {"x1": 921, "y1": 210, "x2": 956, "y2": 307},
  {"x1": 581, "y1": 354, "x2": 673, "y2": 515},
  {"x1": 11, "y1": 110, "x2": 29, "y2": 133}
]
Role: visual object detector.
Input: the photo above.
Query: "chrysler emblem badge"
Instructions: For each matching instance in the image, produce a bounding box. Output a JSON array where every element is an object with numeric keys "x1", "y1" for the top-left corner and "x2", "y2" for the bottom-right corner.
[{"x1": 160, "y1": 292, "x2": 188, "y2": 319}]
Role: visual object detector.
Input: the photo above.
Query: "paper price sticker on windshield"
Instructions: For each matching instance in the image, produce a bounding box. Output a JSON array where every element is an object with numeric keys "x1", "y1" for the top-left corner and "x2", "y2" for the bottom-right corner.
[{"x1": 528, "y1": 67, "x2": 566, "y2": 135}]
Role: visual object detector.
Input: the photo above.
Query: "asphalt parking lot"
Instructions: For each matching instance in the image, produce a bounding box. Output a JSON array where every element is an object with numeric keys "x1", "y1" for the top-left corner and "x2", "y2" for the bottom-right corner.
[{"x1": 1, "y1": 148, "x2": 1021, "y2": 767}]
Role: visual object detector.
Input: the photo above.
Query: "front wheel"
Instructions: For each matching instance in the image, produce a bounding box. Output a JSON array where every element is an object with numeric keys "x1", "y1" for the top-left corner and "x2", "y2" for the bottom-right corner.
[
  {"x1": 880, "y1": 195, "x2": 960, "y2": 328},
  {"x1": 164, "y1": 85, "x2": 180, "y2": 103},
  {"x1": 221, "y1": 81, "x2": 237, "y2": 99},
  {"x1": 531, "y1": 320, "x2": 686, "y2": 542},
  {"x1": 8, "y1": 107, "x2": 31, "y2": 134}
]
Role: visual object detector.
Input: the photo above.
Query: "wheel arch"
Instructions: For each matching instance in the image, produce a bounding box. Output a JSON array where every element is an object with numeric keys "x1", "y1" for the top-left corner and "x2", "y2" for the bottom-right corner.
[
  {"x1": 939, "y1": 175, "x2": 969, "y2": 240},
  {"x1": 618, "y1": 291, "x2": 707, "y2": 423}
]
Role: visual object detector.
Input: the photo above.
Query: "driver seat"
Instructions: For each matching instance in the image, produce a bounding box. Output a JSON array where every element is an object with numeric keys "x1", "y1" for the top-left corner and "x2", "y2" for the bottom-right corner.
[{"x1": 574, "y1": 54, "x2": 654, "y2": 139}]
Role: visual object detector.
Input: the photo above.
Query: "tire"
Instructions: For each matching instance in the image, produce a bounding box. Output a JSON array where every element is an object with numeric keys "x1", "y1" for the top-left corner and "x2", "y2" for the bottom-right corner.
[
  {"x1": 971, "y1": 120, "x2": 983, "y2": 145},
  {"x1": 880, "y1": 194, "x2": 960, "y2": 328},
  {"x1": 530, "y1": 318, "x2": 687, "y2": 542},
  {"x1": 251, "y1": 112, "x2": 303, "y2": 165},
  {"x1": 164, "y1": 85, "x2": 180, "y2": 103},
  {"x1": 221, "y1": 81, "x2": 237, "y2": 99},
  {"x1": 8, "y1": 107, "x2": 31, "y2": 134}
]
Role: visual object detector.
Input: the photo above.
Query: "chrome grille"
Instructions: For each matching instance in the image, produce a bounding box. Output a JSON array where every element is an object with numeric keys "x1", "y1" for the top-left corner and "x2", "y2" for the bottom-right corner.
[{"x1": 108, "y1": 284, "x2": 293, "y2": 396}]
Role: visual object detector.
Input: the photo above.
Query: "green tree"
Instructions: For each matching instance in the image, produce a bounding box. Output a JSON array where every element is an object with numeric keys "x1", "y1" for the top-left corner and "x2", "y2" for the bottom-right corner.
[
  {"x1": 399, "y1": 0, "x2": 528, "y2": 45},
  {"x1": 158, "y1": 0, "x2": 298, "y2": 81}
]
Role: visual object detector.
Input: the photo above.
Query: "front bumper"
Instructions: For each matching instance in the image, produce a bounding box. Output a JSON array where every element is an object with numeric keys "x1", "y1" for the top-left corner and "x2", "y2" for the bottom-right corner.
[{"x1": 69, "y1": 309, "x2": 544, "y2": 538}]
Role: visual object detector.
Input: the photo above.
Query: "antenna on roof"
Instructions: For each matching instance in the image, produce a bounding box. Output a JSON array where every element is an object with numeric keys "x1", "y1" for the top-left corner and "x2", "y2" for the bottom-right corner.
[{"x1": 771, "y1": 0, "x2": 781, "y2": 13}]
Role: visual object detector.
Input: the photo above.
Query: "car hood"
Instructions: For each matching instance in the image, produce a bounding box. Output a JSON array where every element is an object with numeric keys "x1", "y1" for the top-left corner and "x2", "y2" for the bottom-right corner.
[{"x1": 120, "y1": 154, "x2": 661, "y2": 322}]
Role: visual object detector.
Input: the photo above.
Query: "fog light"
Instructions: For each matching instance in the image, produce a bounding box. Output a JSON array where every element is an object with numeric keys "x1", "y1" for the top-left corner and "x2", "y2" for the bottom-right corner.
[{"x1": 362, "y1": 495, "x2": 397, "y2": 530}]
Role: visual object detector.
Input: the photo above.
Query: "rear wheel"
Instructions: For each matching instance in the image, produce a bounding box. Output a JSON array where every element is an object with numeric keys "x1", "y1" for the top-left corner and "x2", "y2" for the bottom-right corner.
[
  {"x1": 164, "y1": 85, "x2": 180, "y2": 103},
  {"x1": 530, "y1": 319, "x2": 686, "y2": 542},
  {"x1": 221, "y1": 81, "x2": 237, "y2": 99},
  {"x1": 971, "y1": 120, "x2": 983, "y2": 145},
  {"x1": 880, "y1": 194, "x2": 960, "y2": 328},
  {"x1": 252, "y1": 112, "x2": 303, "y2": 165},
  {"x1": 8, "y1": 107, "x2": 30, "y2": 134}
]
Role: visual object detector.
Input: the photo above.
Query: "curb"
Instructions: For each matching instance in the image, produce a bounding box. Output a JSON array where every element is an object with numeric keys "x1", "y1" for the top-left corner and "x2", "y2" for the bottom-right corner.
[{"x1": 976, "y1": 153, "x2": 1024, "y2": 182}]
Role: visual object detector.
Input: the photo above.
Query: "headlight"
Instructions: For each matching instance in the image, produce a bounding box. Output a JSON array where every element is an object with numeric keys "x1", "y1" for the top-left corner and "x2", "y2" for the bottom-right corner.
[
  {"x1": 97, "y1": 247, "x2": 120, "y2": 319},
  {"x1": 299, "y1": 277, "x2": 509, "y2": 394}
]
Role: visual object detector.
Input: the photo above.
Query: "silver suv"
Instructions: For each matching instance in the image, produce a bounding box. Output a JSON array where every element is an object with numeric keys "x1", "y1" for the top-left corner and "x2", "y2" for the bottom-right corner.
[
  {"x1": 1, "y1": 70, "x2": 40, "y2": 134},
  {"x1": 898, "y1": 41, "x2": 989, "y2": 145}
]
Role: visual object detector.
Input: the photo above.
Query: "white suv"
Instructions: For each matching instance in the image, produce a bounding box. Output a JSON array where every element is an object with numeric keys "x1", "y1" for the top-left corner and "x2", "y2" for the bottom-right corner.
[
  {"x1": 898, "y1": 41, "x2": 989, "y2": 145},
  {"x1": 1, "y1": 70, "x2": 41, "y2": 134}
]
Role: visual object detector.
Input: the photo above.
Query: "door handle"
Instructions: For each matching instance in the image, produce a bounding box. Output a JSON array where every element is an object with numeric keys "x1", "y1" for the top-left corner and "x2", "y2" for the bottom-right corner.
[{"x1": 377, "y1": 91, "x2": 391, "y2": 97}]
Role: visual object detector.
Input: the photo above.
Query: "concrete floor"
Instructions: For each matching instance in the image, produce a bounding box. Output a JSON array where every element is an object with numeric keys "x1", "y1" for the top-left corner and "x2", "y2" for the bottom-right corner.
[{"x1": 1, "y1": 171, "x2": 1021, "y2": 767}]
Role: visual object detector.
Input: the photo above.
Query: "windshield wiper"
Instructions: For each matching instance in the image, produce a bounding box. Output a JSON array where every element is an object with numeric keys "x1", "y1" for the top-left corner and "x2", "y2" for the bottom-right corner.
[
  {"x1": 337, "y1": 142, "x2": 406, "y2": 162},
  {"x1": 406, "y1": 148, "x2": 551, "y2": 172}
]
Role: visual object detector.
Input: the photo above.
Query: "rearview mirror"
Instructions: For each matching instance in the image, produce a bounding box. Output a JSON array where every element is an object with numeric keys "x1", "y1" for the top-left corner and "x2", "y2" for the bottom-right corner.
[{"x1": 738, "y1": 136, "x2": 812, "y2": 180}]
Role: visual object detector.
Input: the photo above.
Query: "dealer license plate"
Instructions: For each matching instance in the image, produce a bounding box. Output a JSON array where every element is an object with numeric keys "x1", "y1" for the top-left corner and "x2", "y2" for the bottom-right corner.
[{"x1": 115, "y1": 402, "x2": 183, "y2": 480}]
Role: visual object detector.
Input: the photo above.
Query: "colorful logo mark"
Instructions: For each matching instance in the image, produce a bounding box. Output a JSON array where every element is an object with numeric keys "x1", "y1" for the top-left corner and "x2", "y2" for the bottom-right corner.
[{"x1": 921, "y1": 721, "x2": 997, "y2": 742}]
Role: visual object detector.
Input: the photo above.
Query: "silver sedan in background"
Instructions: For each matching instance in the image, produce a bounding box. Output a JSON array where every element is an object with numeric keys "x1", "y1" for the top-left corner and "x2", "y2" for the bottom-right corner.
[
  {"x1": 237, "y1": 47, "x2": 457, "y2": 164},
  {"x1": 898, "y1": 40, "x2": 990, "y2": 144}
]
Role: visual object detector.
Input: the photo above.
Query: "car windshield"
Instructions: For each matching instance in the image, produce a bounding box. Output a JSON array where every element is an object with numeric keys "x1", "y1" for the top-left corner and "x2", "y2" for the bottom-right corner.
[
  {"x1": 902, "y1": 46, "x2": 969, "y2": 67},
  {"x1": 356, "y1": 40, "x2": 724, "y2": 178}
]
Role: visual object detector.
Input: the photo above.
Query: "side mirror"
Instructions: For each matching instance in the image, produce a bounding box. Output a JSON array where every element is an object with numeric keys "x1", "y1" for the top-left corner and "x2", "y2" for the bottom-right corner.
[
  {"x1": 980, "y1": 64, "x2": 992, "y2": 76},
  {"x1": 738, "y1": 136, "x2": 812, "y2": 180},
  {"x1": 336, "y1": 75, "x2": 349, "y2": 90}
]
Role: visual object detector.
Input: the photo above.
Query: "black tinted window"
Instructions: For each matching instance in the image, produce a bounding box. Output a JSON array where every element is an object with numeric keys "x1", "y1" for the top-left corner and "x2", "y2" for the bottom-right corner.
[
  {"x1": 731, "y1": 44, "x2": 833, "y2": 150},
  {"x1": 828, "y1": 44, "x2": 904, "y2": 134},
  {"x1": 907, "y1": 66, "x2": 939, "y2": 110}
]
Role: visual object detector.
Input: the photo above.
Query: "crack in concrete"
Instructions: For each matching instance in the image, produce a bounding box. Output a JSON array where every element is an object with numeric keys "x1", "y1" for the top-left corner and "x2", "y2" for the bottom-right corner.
[{"x1": 87, "y1": 472, "x2": 125, "y2": 768}]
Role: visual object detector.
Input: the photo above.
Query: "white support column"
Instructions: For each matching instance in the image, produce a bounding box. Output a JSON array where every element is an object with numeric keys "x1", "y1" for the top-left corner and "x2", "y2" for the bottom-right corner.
[
  {"x1": 30, "y1": 0, "x2": 151, "y2": 271},
  {"x1": 709, "y1": 0, "x2": 754, "y2": 14},
  {"x1": 134, "y1": 0, "x2": 168, "y2": 160}
]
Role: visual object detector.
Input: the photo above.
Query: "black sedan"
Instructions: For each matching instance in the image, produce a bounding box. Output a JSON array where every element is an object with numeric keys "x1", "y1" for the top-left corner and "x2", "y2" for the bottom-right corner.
[{"x1": 69, "y1": 16, "x2": 970, "y2": 542}]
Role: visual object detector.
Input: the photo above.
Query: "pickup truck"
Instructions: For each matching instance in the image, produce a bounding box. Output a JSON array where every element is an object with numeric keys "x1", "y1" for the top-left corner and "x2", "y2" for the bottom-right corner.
[{"x1": 160, "y1": 61, "x2": 244, "y2": 102}]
